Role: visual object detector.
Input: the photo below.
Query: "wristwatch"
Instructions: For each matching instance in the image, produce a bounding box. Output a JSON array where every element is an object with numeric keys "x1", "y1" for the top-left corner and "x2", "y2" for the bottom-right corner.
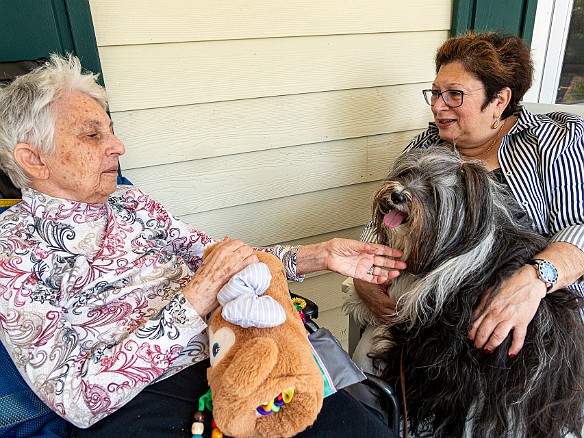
[{"x1": 527, "y1": 259, "x2": 558, "y2": 293}]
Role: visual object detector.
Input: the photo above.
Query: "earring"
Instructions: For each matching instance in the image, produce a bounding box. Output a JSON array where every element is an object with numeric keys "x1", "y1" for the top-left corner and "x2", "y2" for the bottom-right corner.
[{"x1": 492, "y1": 118, "x2": 500, "y2": 129}]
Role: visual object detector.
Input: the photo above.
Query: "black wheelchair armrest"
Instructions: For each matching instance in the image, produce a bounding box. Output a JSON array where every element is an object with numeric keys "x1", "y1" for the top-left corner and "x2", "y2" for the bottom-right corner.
[
  {"x1": 362, "y1": 371, "x2": 401, "y2": 433},
  {"x1": 289, "y1": 291, "x2": 318, "y2": 320}
]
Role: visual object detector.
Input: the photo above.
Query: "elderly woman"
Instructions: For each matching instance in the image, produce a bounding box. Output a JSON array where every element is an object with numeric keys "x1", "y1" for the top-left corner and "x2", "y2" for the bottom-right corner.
[
  {"x1": 0, "y1": 55, "x2": 405, "y2": 437},
  {"x1": 354, "y1": 32, "x2": 584, "y2": 359}
]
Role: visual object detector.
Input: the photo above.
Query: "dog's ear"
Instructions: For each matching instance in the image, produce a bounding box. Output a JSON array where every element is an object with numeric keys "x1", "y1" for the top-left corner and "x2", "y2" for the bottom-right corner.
[{"x1": 459, "y1": 162, "x2": 494, "y2": 244}]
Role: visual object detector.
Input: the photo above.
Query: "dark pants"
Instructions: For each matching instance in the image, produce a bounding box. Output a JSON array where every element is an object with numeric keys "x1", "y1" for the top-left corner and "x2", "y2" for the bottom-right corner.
[{"x1": 70, "y1": 359, "x2": 395, "y2": 438}]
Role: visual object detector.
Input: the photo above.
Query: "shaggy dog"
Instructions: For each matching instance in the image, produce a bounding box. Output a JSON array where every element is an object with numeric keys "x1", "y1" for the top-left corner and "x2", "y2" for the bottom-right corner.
[{"x1": 344, "y1": 146, "x2": 584, "y2": 437}]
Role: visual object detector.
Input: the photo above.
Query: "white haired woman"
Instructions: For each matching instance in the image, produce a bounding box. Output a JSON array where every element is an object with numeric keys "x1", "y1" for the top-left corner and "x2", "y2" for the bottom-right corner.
[{"x1": 0, "y1": 54, "x2": 405, "y2": 437}]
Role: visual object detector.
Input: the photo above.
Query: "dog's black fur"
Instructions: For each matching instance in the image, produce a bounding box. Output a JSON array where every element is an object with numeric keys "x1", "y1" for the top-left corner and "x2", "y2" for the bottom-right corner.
[{"x1": 370, "y1": 146, "x2": 584, "y2": 437}]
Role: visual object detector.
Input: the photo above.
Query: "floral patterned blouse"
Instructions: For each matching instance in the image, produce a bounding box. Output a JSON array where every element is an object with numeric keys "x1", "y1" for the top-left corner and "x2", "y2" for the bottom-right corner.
[{"x1": 0, "y1": 186, "x2": 299, "y2": 428}]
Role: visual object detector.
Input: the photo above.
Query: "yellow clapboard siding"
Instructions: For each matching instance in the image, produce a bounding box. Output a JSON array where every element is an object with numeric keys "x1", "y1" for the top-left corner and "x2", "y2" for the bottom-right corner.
[
  {"x1": 317, "y1": 309, "x2": 350, "y2": 349},
  {"x1": 177, "y1": 183, "x2": 380, "y2": 246},
  {"x1": 124, "y1": 137, "x2": 369, "y2": 217},
  {"x1": 316, "y1": 308, "x2": 349, "y2": 350},
  {"x1": 180, "y1": 187, "x2": 367, "y2": 246},
  {"x1": 277, "y1": 226, "x2": 363, "y2": 248},
  {"x1": 114, "y1": 84, "x2": 432, "y2": 170},
  {"x1": 290, "y1": 272, "x2": 347, "y2": 313},
  {"x1": 367, "y1": 129, "x2": 426, "y2": 179},
  {"x1": 99, "y1": 31, "x2": 447, "y2": 112},
  {"x1": 89, "y1": 0, "x2": 452, "y2": 46}
]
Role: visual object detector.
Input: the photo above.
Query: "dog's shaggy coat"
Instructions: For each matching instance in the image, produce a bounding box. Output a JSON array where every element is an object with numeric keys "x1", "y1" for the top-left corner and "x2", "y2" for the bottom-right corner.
[{"x1": 345, "y1": 147, "x2": 584, "y2": 437}]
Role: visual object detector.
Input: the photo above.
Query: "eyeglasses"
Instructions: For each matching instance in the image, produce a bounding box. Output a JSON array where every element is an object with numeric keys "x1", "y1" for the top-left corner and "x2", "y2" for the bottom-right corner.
[{"x1": 422, "y1": 88, "x2": 483, "y2": 108}]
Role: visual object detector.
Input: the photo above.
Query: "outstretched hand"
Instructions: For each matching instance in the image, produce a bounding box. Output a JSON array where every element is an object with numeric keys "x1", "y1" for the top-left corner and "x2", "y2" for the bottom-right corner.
[
  {"x1": 325, "y1": 238, "x2": 406, "y2": 283},
  {"x1": 468, "y1": 264, "x2": 545, "y2": 357}
]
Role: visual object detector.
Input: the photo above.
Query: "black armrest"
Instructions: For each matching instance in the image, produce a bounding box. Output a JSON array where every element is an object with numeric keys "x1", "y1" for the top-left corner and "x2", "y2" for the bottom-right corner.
[
  {"x1": 289, "y1": 291, "x2": 318, "y2": 320},
  {"x1": 362, "y1": 371, "x2": 401, "y2": 433}
]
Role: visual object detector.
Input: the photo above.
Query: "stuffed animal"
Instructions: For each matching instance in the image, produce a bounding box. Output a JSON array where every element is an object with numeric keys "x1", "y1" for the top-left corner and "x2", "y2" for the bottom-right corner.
[{"x1": 204, "y1": 247, "x2": 324, "y2": 438}]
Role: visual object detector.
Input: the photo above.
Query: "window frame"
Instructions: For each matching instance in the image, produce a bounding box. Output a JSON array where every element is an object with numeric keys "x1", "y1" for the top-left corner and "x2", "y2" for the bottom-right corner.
[{"x1": 524, "y1": 0, "x2": 575, "y2": 103}]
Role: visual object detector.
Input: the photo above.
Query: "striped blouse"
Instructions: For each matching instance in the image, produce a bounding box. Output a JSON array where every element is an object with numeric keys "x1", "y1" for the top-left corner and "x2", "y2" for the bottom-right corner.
[{"x1": 361, "y1": 107, "x2": 584, "y2": 294}]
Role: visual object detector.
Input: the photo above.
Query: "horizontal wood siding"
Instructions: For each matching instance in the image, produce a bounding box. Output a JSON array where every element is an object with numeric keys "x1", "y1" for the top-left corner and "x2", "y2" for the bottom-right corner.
[
  {"x1": 88, "y1": 0, "x2": 451, "y2": 346},
  {"x1": 91, "y1": 0, "x2": 452, "y2": 46},
  {"x1": 99, "y1": 32, "x2": 445, "y2": 112},
  {"x1": 113, "y1": 85, "x2": 430, "y2": 170}
]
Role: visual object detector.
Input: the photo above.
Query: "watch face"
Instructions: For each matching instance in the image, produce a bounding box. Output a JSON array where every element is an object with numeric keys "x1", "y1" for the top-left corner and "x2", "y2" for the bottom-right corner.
[{"x1": 538, "y1": 261, "x2": 558, "y2": 284}]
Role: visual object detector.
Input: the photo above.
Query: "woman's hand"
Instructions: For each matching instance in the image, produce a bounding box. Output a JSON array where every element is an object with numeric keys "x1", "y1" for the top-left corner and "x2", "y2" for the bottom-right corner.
[
  {"x1": 469, "y1": 242, "x2": 584, "y2": 357},
  {"x1": 297, "y1": 238, "x2": 406, "y2": 283},
  {"x1": 468, "y1": 264, "x2": 545, "y2": 357},
  {"x1": 353, "y1": 278, "x2": 397, "y2": 323},
  {"x1": 183, "y1": 237, "x2": 258, "y2": 316}
]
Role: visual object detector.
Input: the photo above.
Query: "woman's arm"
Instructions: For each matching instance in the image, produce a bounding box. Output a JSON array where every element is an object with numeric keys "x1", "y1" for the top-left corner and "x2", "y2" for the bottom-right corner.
[
  {"x1": 181, "y1": 237, "x2": 258, "y2": 315},
  {"x1": 470, "y1": 113, "x2": 584, "y2": 357},
  {"x1": 469, "y1": 242, "x2": 584, "y2": 357},
  {"x1": 296, "y1": 238, "x2": 405, "y2": 283}
]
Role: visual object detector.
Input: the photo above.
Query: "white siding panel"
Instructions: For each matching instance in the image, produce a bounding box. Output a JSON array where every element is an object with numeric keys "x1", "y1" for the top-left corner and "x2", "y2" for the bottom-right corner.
[
  {"x1": 291, "y1": 272, "x2": 347, "y2": 313},
  {"x1": 367, "y1": 129, "x2": 426, "y2": 179},
  {"x1": 180, "y1": 185, "x2": 378, "y2": 246},
  {"x1": 99, "y1": 31, "x2": 447, "y2": 111},
  {"x1": 90, "y1": 0, "x2": 452, "y2": 46},
  {"x1": 279, "y1": 227, "x2": 363, "y2": 248},
  {"x1": 316, "y1": 309, "x2": 349, "y2": 350},
  {"x1": 124, "y1": 138, "x2": 368, "y2": 216},
  {"x1": 115, "y1": 84, "x2": 432, "y2": 170}
]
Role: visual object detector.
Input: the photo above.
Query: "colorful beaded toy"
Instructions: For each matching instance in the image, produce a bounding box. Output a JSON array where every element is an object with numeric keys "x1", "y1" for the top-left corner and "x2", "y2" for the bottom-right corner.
[
  {"x1": 257, "y1": 389, "x2": 294, "y2": 416},
  {"x1": 192, "y1": 389, "x2": 223, "y2": 438}
]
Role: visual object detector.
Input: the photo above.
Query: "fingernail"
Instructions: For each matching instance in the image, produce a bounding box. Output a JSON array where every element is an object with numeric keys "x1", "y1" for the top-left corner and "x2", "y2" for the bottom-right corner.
[
  {"x1": 484, "y1": 348, "x2": 492, "y2": 355},
  {"x1": 509, "y1": 353, "x2": 516, "y2": 359}
]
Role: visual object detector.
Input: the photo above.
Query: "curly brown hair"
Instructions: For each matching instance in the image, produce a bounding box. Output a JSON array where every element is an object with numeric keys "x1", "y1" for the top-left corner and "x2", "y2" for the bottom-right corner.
[{"x1": 435, "y1": 32, "x2": 533, "y2": 119}]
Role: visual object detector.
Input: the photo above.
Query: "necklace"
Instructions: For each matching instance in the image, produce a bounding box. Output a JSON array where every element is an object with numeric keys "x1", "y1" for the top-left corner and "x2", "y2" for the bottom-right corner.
[{"x1": 456, "y1": 118, "x2": 506, "y2": 160}]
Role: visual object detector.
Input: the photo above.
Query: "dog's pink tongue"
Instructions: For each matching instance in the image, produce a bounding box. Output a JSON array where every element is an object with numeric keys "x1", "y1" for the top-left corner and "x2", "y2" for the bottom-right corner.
[{"x1": 384, "y1": 210, "x2": 406, "y2": 228}]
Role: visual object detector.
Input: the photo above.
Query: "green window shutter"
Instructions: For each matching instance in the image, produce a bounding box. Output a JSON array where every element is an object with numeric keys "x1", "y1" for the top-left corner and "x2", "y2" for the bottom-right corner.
[
  {"x1": 452, "y1": 0, "x2": 538, "y2": 44},
  {"x1": 0, "y1": 0, "x2": 103, "y2": 83}
]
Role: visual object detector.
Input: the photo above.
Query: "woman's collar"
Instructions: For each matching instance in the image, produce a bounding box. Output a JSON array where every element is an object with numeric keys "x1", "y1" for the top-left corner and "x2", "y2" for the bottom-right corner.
[
  {"x1": 21, "y1": 187, "x2": 108, "y2": 222},
  {"x1": 507, "y1": 107, "x2": 537, "y2": 135}
]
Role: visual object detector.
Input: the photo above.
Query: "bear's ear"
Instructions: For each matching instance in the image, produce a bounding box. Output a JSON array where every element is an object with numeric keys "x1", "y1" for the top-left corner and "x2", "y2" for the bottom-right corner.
[{"x1": 223, "y1": 337, "x2": 279, "y2": 396}]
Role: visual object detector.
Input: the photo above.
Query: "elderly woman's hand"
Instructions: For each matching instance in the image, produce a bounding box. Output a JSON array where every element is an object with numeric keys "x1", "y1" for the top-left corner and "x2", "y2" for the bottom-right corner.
[
  {"x1": 183, "y1": 237, "x2": 259, "y2": 316},
  {"x1": 468, "y1": 264, "x2": 546, "y2": 357},
  {"x1": 297, "y1": 238, "x2": 406, "y2": 282}
]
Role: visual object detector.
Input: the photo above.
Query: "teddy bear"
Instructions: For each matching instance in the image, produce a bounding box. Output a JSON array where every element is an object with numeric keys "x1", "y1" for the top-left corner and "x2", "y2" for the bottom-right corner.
[{"x1": 202, "y1": 247, "x2": 324, "y2": 438}]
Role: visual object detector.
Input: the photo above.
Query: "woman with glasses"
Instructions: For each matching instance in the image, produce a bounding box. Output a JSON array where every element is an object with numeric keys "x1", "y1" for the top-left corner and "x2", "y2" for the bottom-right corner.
[{"x1": 351, "y1": 31, "x2": 584, "y2": 364}]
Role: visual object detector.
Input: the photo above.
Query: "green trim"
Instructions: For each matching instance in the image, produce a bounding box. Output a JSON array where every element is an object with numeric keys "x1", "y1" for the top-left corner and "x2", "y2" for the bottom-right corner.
[
  {"x1": 50, "y1": 0, "x2": 75, "y2": 50},
  {"x1": 521, "y1": 0, "x2": 539, "y2": 44},
  {"x1": 451, "y1": 0, "x2": 475, "y2": 37},
  {"x1": 0, "y1": 0, "x2": 102, "y2": 83},
  {"x1": 0, "y1": 0, "x2": 64, "y2": 61},
  {"x1": 65, "y1": 0, "x2": 104, "y2": 84},
  {"x1": 451, "y1": 0, "x2": 538, "y2": 42}
]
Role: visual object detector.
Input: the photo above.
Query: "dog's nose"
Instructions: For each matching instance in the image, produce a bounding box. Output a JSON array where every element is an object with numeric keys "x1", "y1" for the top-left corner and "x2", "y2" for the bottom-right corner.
[{"x1": 391, "y1": 191, "x2": 406, "y2": 204}]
